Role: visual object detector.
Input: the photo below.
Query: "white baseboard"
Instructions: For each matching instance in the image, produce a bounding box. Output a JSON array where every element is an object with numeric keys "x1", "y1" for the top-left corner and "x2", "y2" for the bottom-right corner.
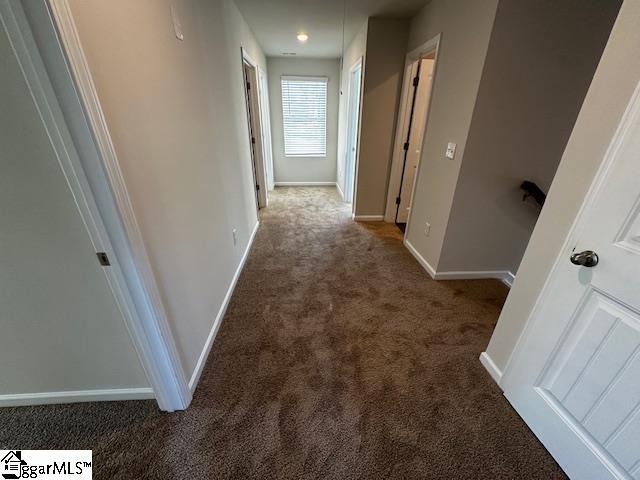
[
  {"x1": 188, "y1": 220, "x2": 260, "y2": 392},
  {"x1": 353, "y1": 214, "x2": 385, "y2": 221},
  {"x1": 404, "y1": 238, "x2": 437, "y2": 278},
  {"x1": 480, "y1": 351, "x2": 503, "y2": 385},
  {"x1": 501, "y1": 271, "x2": 515, "y2": 288},
  {"x1": 0, "y1": 387, "x2": 154, "y2": 407},
  {"x1": 404, "y1": 239, "x2": 515, "y2": 287},
  {"x1": 274, "y1": 181, "x2": 336, "y2": 186},
  {"x1": 434, "y1": 269, "x2": 515, "y2": 286},
  {"x1": 336, "y1": 182, "x2": 345, "y2": 201}
]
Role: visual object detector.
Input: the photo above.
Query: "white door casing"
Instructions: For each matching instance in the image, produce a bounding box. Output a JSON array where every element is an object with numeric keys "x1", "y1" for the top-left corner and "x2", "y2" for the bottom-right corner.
[
  {"x1": 344, "y1": 58, "x2": 363, "y2": 204},
  {"x1": 258, "y1": 67, "x2": 275, "y2": 191},
  {"x1": 0, "y1": 0, "x2": 152, "y2": 401},
  {"x1": 1, "y1": 0, "x2": 192, "y2": 410},
  {"x1": 242, "y1": 56, "x2": 267, "y2": 209},
  {"x1": 386, "y1": 59, "x2": 418, "y2": 220},
  {"x1": 502, "y1": 83, "x2": 640, "y2": 479},
  {"x1": 397, "y1": 58, "x2": 434, "y2": 223},
  {"x1": 384, "y1": 34, "x2": 440, "y2": 226}
]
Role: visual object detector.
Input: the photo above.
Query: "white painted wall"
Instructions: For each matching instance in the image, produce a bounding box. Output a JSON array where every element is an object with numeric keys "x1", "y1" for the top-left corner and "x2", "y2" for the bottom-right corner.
[
  {"x1": 0, "y1": 23, "x2": 148, "y2": 397},
  {"x1": 337, "y1": 21, "x2": 368, "y2": 197},
  {"x1": 486, "y1": 0, "x2": 640, "y2": 377},
  {"x1": 267, "y1": 57, "x2": 340, "y2": 184},
  {"x1": 67, "y1": 0, "x2": 267, "y2": 384}
]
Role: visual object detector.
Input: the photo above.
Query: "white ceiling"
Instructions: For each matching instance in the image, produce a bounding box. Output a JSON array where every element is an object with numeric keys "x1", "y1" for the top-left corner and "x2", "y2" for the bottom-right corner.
[{"x1": 234, "y1": 0, "x2": 430, "y2": 58}]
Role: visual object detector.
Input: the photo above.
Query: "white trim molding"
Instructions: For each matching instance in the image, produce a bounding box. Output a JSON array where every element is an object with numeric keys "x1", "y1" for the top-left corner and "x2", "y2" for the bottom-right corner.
[
  {"x1": 502, "y1": 271, "x2": 515, "y2": 288},
  {"x1": 242, "y1": 47, "x2": 268, "y2": 209},
  {"x1": 404, "y1": 238, "x2": 437, "y2": 277},
  {"x1": 479, "y1": 352, "x2": 503, "y2": 385},
  {"x1": 353, "y1": 215, "x2": 385, "y2": 222},
  {"x1": 188, "y1": 221, "x2": 260, "y2": 392},
  {"x1": 501, "y1": 81, "x2": 640, "y2": 388},
  {"x1": 385, "y1": 34, "x2": 441, "y2": 224},
  {"x1": 434, "y1": 269, "x2": 515, "y2": 286},
  {"x1": 42, "y1": 0, "x2": 191, "y2": 411},
  {"x1": 336, "y1": 182, "x2": 345, "y2": 201},
  {"x1": 241, "y1": 46, "x2": 258, "y2": 68},
  {"x1": 274, "y1": 181, "x2": 337, "y2": 186},
  {"x1": 404, "y1": 239, "x2": 515, "y2": 286},
  {"x1": 344, "y1": 56, "x2": 364, "y2": 208},
  {"x1": 0, "y1": 388, "x2": 154, "y2": 408}
]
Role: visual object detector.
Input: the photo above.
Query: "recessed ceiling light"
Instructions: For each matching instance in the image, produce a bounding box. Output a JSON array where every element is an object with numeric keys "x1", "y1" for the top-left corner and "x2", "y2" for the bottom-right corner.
[{"x1": 297, "y1": 32, "x2": 309, "y2": 43}]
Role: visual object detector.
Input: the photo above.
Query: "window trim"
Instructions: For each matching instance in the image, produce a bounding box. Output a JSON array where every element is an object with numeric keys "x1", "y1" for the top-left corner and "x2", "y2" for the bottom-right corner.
[{"x1": 281, "y1": 75, "x2": 328, "y2": 158}]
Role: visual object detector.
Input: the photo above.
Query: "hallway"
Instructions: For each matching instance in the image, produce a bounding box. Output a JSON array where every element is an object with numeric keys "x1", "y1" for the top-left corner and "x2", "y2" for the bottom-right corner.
[{"x1": 0, "y1": 188, "x2": 564, "y2": 479}]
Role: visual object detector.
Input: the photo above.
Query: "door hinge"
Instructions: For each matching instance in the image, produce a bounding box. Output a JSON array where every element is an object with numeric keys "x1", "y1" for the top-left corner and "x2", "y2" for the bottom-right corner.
[
  {"x1": 395, "y1": 196, "x2": 401, "y2": 205},
  {"x1": 413, "y1": 75, "x2": 420, "y2": 87},
  {"x1": 251, "y1": 137, "x2": 256, "y2": 144},
  {"x1": 96, "y1": 252, "x2": 111, "y2": 266},
  {"x1": 246, "y1": 81, "x2": 251, "y2": 90},
  {"x1": 256, "y1": 184, "x2": 260, "y2": 191},
  {"x1": 403, "y1": 142, "x2": 410, "y2": 151}
]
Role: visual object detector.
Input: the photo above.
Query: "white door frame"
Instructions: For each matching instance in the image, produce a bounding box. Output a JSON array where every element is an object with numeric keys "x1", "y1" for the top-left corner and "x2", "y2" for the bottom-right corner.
[
  {"x1": 242, "y1": 47, "x2": 268, "y2": 208},
  {"x1": 498, "y1": 82, "x2": 640, "y2": 479},
  {"x1": 344, "y1": 56, "x2": 363, "y2": 206},
  {"x1": 384, "y1": 34, "x2": 441, "y2": 229},
  {"x1": 501, "y1": 81, "x2": 640, "y2": 386},
  {"x1": 257, "y1": 66, "x2": 275, "y2": 191},
  {"x1": 5, "y1": 0, "x2": 192, "y2": 411}
]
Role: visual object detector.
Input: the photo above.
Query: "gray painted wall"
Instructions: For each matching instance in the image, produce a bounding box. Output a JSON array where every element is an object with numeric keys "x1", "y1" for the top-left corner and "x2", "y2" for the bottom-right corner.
[
  {"x1": 354, "y1": 17, "x2": 409, "y2": 216},
  {"x1": 68, "y1": 0, "x2": 267, "y2": 380},
  {"x1": 0, "y1": 23, "x2": 148, "y2": 395},
  {"x1": 404, "y1": 0, "x2": 499, "y2": 267},
  {"x1": 267, "y1": 57, "x2": 340, "y2": 184},
  {"x1": 486, "y1": 0, "x2": 639, "y2": 375},
  {"x1": 438, "y1": 0, "x2": 622, "y2": 274}
]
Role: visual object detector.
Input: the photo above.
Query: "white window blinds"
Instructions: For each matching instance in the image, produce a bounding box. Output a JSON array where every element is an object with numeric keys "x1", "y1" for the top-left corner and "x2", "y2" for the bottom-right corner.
[{"x1": 281, "y1": 76, "x2": 328, "y2": 157}]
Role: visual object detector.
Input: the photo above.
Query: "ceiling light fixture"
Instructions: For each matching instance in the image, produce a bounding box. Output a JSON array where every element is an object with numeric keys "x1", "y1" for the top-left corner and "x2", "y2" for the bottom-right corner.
[{"x1": 297, "y1": 32, "x2": 309, "y2": 43}]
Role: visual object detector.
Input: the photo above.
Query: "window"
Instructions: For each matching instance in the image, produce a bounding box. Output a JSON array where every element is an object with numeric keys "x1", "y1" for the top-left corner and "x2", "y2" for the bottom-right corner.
[{"x1": 281, "y1": 76, "x2": 327, "y2": 157}]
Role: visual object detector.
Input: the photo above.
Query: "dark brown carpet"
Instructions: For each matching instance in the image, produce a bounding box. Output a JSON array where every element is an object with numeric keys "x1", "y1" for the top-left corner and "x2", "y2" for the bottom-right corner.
[{"x1": 0, "y1": 187, "x2": 566, "y2": 479}]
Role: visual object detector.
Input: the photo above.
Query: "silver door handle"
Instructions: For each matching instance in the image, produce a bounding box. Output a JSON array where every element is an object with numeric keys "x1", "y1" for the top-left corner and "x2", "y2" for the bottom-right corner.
[{"x1": 570, "y1": 250, "x2": 599, "y2": 267}]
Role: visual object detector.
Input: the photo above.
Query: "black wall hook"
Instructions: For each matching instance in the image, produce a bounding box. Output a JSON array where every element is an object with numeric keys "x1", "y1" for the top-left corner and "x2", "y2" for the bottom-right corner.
[{"x1": 520, "y1": 181, "x2": 546, "y2": 208}]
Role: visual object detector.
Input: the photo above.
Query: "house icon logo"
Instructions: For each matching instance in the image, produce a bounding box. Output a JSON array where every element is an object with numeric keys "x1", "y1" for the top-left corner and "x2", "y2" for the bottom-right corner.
[{"x1": 1, "y1": 451, "x2": 26, "y2": 479}]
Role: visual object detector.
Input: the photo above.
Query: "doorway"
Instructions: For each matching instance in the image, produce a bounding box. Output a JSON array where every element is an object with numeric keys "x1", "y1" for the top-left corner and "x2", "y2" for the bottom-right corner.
[
  {"x1": 384, "y1": 36, "x2": 440, "y2": 234},
  {"x1": 501, "y1": 85, "x2": 640, "y2": 480},
  {"x1": 343, "y1": 57, "x2": 363, "y2": 205},
  {"x1": 257, "y1": 67, "x2": 275, "y2": 192},
  {"x1": 241, "y1": 49, "x2": 269, "y2": 210},
  {"x1": 3, "y1": 0, "x2": 191, "y2": 411}
]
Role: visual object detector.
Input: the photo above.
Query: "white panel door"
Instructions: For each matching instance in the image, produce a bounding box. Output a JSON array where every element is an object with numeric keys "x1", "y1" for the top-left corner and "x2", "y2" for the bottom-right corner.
[
  {"x1": 502, "y1": 86, "x2": 640, "y2": 479},
  {"x1": 0, "y1": 18, "x2": 148, "y2": 395}
]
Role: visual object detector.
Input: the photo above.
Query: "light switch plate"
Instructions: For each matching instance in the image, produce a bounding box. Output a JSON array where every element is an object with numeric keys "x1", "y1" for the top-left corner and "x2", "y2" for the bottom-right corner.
[{"x1": 445, "y1": 142, "x2": 456, "y2": 159}]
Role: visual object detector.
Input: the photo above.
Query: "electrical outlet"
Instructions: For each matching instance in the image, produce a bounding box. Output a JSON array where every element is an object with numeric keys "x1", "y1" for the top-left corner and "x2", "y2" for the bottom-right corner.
[
  {"x1": 232, "y1": 228, "x2": 238, "y2": 246},
  {"x1": 425, "y1": 222, "x2": 431, "y2": 236}
]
